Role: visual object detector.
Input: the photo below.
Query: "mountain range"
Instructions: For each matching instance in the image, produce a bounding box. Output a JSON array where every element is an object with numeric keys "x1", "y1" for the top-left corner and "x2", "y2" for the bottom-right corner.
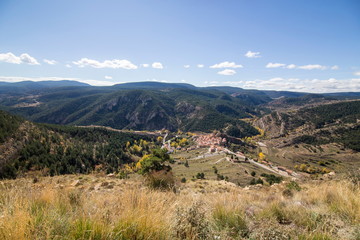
[{"x1": 1, "y1": 80, "x2": 359, "y2": 134}]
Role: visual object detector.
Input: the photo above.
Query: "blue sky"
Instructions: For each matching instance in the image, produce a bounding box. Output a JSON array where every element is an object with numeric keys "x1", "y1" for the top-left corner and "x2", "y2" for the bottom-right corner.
[{"x1": 0, "y1": 0, "x2": 360, "y2": 92}]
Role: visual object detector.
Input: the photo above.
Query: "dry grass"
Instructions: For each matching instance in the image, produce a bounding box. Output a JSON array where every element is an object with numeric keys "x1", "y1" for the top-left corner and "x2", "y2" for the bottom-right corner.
[{"x1": 0, "y1": 175, "x2": 359, "y2": 240}]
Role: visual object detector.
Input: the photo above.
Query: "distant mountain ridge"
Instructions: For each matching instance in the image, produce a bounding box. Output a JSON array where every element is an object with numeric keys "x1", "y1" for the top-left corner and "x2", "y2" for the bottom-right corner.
[
  {"x1": 1, "y1": 80, "x2": 360, "y2": 98},
  {"x1": 0, "y1": 80, "x2": 90, "y2": 94},
  {"x1": 0, "y1": 82, "x2": 261, "y2": 136},
  {"x1": 0, "y1": 80, "x2": 359, "y2": 135}
]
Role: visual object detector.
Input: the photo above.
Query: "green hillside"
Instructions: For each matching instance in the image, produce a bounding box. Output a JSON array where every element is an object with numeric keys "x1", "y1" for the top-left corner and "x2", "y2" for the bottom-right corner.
[
  {"x1": 1, "y1": 87, "x2": 261, "y2": 136},
  {"x1": 257, "y1": 101, "x2": 360, "y2": 151},
  {"x1": 0, "y1": 110, "x2": 154, "y2": 179}
]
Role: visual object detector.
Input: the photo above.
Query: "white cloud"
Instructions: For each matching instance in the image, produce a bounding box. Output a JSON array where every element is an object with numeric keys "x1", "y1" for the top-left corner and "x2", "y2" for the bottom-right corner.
[
  {"x1": 223, "y1": 77, "x2": 360, "y2": 93},
  {"x1": 298, "y1": 64, "x2": 327, "y2": 70},
  {"x1": 19, "y1": 54, "x2": 40, "y2": 65},
  {"x1": 266, "y1": 63, "x2": 286, "y2": 68},
  {"x1": 353, "y1": 71, "x2": 360, "y2": 76},
  {"x1": 105, "y1": 76, "x2": 112, "y2": 80},
  {"x1": 245, "y1": 51, "x2": 261, "y2": 58},
  {"x1": 217, "y1": 69, "x2": 236, "y2": 75},
  {"x1": 141, "y1": 64, "x2": 149, "y2": 68},
  {"x1": 269, "y1": 77, "x2": 284, "y2": 82},
  {"x1": 152, "y1": 62, "x2": 163, "y2": 69},
  {"x1": 80, "y1": 79, "x2": 119, "y2": 86},
  {"x1": 197, "y1": 64, "x2": 205, "y2": 68},
  {"x1": 73, "y1": 58, "x2": 138, "y2": 69},
  {"x1": 0, "y1": 52, "x2": 40, "y2": 65},
  {"x1": 204, "y1": 81, "x2": 219, "y2": 86},
  {"x1": 65, "y1": 64, "x2": 72, "y2": 68},
  {"x1": 44, "y1": 59, "x2": 57, "y2": 65},
  {"x1": 266, "y1": 62, "x2": 331, "y2": 70},
  {"x1": 0, "y1": 52, "x2": 22, "y2": 64},
  {"x1": 181, "y1": 79, "x2": 187, "y2": 82},
  {"x1": 144, "y1": 78, "x2": 168, "y2": 82},
  {"x1": 184, "y1": 65, "x2": 190, "y2": 68},
  {"x1": 210, "y1": 61, "x2": 243, "y2": 68},
  {"x1": 286, "y1": 64, "x2": 297, "y2": 69}
]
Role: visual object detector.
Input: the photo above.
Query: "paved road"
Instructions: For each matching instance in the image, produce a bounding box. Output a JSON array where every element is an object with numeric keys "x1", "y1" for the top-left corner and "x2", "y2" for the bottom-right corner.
[
  {"x1": 162, "y1": 132, "x2": 168, "y2": 148},
  {"x1": 224, "y1": 148, "x2": 295, "y2": 178}
]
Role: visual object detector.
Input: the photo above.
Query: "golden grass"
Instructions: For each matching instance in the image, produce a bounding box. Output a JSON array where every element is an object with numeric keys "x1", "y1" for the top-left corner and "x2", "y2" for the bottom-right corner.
[{"x1": 0, "y1": 175, "x2": 359, "y2": 239}]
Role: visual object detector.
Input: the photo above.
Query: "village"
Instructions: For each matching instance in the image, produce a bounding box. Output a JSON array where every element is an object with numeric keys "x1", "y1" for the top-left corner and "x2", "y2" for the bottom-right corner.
[{"x1": 161, "y1": 132, "x2": 298, "y2": 178}]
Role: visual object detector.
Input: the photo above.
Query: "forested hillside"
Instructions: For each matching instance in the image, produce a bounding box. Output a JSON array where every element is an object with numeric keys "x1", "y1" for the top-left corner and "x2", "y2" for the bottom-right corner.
[
  {"x1": 256, "y1": 101, "x2": 360, "y2": 151},
  {"x1": 0, "y1": 110, "x2": 155, "y2": 179},
  {"x1": 0, "y1": 84, "x2": 262, "y2": 135}
]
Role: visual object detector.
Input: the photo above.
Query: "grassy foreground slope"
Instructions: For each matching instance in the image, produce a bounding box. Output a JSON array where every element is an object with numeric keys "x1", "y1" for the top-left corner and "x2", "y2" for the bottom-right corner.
[{"x1": 0, "y1": 175, "x2": 359, "y2": 240}]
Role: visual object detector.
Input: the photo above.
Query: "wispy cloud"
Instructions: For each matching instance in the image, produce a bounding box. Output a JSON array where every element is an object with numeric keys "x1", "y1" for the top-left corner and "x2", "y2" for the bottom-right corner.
[
  {"x1": 298, "y1": 64, "x2": 327, "y2": 70},
  {"x1": 141, "y1": 64, "x2": 149, "y2": 68},
  {"x1": 184, "y1": 65, "x2": 190, "y2": 68},
  {"x1": 353, "y1": 71, "x2": 360, "y2": 76},
  {"x1": 197, "y1": 64, "x2": 204, "y2": 68},
  {"x1": 210, "y1": 61, "x2": 243, "y2": 68},
  {"x1": 218, "y1": 69, "x2": 236, "y2": 75},
  {"x1": 266, "y1": 63, "x2": 286, "y2": 68},
  {"x1": 152, "y1": 62, "x2": 164, "y2": 69},
  {"x1": 266, "y1": 62, "x2": 331, "y2": 70},
  {"x1": 245, "y1": 51, "x2": 261, "y2": 58},
  {"x1": 204, "y1": 81, "x2": 219, "y2": 86},
  {"x1": 224, "y1": 77, "x2": 360, "y2": 93},
  {"x1": 144, "y1": 78, "x2": 168, "y2": 82},
  {"x1": 105, "y1": 75, "x2": 112, "y2": 80},
  {"x1": 43, "y1": 59, "x2": 57, "y2": 65},
  {"x1": 73, "y1": 58, "x2": 138, "y2": 69},
  {"x1": 0, "y1": 52, "x2": 40, "y2": 65},
  {"x1": 286, "y1": 64, "x2": 297, "y2": 69}
]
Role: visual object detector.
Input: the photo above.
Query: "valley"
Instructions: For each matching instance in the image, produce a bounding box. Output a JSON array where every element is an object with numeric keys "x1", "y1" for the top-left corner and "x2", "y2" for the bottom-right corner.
[{"x1": 0, "y1": 81, "x2": 360, "y2": 239}]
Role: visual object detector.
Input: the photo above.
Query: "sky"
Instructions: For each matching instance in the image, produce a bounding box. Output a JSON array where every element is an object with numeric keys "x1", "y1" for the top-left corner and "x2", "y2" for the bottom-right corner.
[{"x1": 0, "y1": 0, "x2": 360, "y2": 93}]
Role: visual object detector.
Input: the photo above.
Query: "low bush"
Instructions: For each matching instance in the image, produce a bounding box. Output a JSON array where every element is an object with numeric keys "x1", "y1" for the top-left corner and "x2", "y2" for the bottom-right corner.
[
  {"x1": 145, "y1": 170, "x2": 175, "y2": 191},
  {"x1": 173, "y1": 201, "x2": 210, "y2": 240}
]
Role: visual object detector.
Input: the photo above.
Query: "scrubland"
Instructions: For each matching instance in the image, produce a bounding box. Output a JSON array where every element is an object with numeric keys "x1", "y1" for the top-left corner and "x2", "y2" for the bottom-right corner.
[{"x1": 0, "y1": 174, "x2": 359, "y2": 240}]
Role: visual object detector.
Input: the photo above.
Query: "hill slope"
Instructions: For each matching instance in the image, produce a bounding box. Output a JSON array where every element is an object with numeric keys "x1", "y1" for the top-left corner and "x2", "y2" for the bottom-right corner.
[
  {"x1": 256, "y1": 100, "x2": 360, "y2": 148},
  {"x1": 0, "y1": 110, "x2": 154, "y2": 179},
  {"x1": 1, "y1": 87, "x2": 261, "y2": 136}
]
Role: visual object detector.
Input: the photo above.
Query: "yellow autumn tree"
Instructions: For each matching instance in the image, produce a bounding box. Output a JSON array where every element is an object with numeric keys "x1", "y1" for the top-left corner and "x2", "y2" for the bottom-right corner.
[
  {"x1": 255, "y1": 127, "x2": 265, "y2": 137},
  {"x1": 131, "y1": 144, "x2": 142, "y2": 155},
  {"x1": 140, "y1": 139, "x2": 148, "y2": 148},
  {"x1": 258, "y1": 152, "x2": 266, "y2": 161},
  {"x1": 136, "y1": 154, "x2": 151, "y2": 170},
  {"x1": 179, "y1": 138, "x2": 188, "y2": 147}
]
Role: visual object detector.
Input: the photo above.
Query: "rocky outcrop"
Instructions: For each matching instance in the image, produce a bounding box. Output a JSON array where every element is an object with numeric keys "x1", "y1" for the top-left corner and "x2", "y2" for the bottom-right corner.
[{"x1": 255, "y1": 111, "x2": 289, "y2": 138}]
